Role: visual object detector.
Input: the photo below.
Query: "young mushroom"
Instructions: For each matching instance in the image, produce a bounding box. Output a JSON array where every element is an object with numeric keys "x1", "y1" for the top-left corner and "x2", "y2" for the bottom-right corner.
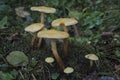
[
  {"x1": 25, "y1": 23, "x2": 44, "y2": 47},
  {"x1": 85, "y1": 54, "x2": 99, "y2": 67},
  {"x1": 37, "y1": 29, "x2": 69, "y2": 70},
  {"x1": 64, "y1": 67, "x2": 74, "y2": 74},
  {"x1": 45, "y1": 57, "x2": 54, "y2": 67},
  {"x1": 52, "y1": 18, "x2": 78, "y2": 57},
  {"x1": 31, "y1": 6, "x2": 56, "y2": 24}
]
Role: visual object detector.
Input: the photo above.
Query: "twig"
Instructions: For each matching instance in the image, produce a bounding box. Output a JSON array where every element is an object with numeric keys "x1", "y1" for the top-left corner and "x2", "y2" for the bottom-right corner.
[
  {"x1": 0, "y1": 54, "x2": 8, "y2": 65},
  {"x1": 31, "y1": 73, "x2": 37, "y2": 80},
  {"x1": 18, "y1": 70, "x2": 25, "y2": 80}
]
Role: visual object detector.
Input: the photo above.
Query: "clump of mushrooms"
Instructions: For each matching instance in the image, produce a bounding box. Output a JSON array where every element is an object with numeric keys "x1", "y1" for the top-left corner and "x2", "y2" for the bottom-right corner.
[
  {"x1": 37, "y1": 29, "x2": 69, "y2": 70},
  {"x1": 30, "y1": 6, "x2": 56, "y2": 48},
  {"x1": 85, "y1": 54, "x2": 99, "y2": 67}
]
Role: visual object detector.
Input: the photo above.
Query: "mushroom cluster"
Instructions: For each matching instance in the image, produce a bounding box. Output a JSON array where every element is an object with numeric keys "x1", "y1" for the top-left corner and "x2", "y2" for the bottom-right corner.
[
  {"x1": 25, "y1": 6, "x2": 56, "y2": 47},
  {"x1": 24, "y1": 5, "x2": 100, "y2": 73},
  {"x1": 38, "y1": 29, "x2": 69, "y2": 70},
  {"x1": 24, "y1": 5, "x2": 79, "y2": 71}
]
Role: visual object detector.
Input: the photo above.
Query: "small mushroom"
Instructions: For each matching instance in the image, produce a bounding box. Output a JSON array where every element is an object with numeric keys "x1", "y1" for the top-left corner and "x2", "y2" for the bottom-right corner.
[
  {"x1": 45, "y1": 57, "x2": 54, "y2": 67},
  {"x1": 87, "y1": 41, "x2": 91, "y2": 44},
  {"x1": 64, "y1": 67, "x2": 74, "y2": 74},
  {"x1": 52, "y1": 18, "x2": 78, "y2": 56},
  {"x1": 31, "y1": 6, "x2": 56, "y2": 24},
  {"x1": 25, "y1": 23, "x2": 44, "y2": 47},
  {"x1": 85, "y1": 54, "x2": 99, "y2": 67},
  {"x1": 37, "y1": 29, "x2": 69, "y2": 70}
]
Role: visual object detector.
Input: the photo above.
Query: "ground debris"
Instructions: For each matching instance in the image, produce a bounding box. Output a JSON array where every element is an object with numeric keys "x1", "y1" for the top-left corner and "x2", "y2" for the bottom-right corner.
[{"x1": 83, "y1": 71, "x2": 116, "y2": 80}]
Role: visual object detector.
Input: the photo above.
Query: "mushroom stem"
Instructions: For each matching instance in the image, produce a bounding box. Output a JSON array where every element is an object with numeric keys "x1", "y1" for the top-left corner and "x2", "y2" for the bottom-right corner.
[
  {"x1": 63, "y1": 26, "x2": 68, "y2": 32},
  {"x1": 60, "y1": 23, "x2": 68, "y2": 57},
  {"x1": 41, "y1": 12, "x2": 45, "y2": 24},
  {"x1": 73, "y1": 25, "x2": 79, "y2": 37},
  {"x1": 90, "y1": 60, "x2": 93, "y2": 67},
  {"x1": 60, "y1": 23, "x2": 68, "y2": 32},
  {"x1": 63, "y1": 38, "x2": 68, "y2": 57},
  {"x1": 37, "y1": 28, "x2": 46, "y2": 48},
  {"x1": 49, "y1": 63, "x2": 54, "y2": 67},
  {"x1": 37, "y1": 38, "x2": 42, "y2": 48},
  {"x1": 31, "y1": 33, "x2": 37, "y2": 47},
  {"x1": 51, "y1": 39, "x2": 65, "y2": 70}
]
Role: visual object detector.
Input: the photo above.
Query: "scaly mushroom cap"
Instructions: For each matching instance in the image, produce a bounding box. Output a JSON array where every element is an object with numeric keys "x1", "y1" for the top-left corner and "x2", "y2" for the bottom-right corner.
[
  {"x1": 37, "y1": 29, "x2": 69, "y2": 39},
  {"x1": 45, "y1": 57, "x2": 54, "y2": 63},
  {"x1": 85, "y1": 54, "x2": 99, "y2": 61},
  {"x1": 25, "y1": 23, "x2": 44, "y2": 33},
  {"x1": 52, "y1": 18, "x2": 78, "y2": 27},
  {"x1": 31, "y1": 6, "x2": 56, "y2": 13},
  {"x1": 64, "y1": 67, "x2": 74, "y2": 74}
]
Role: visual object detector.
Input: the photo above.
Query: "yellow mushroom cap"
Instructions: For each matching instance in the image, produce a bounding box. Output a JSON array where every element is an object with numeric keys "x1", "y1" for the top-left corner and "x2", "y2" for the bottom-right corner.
[
  {"x1": 31, "y1": 6, "x2": 56, "y2": 13},
  {"x1": 45, "y1": 57, "x2": 54, "y2": 63},
  {"x1": 64, "y1": 67, "x2": 74, "y2": 74},
  {"x1": 37, "y1": 29, "x2": 69, "y2": 39},
  {"x1": 85, "y1": 54, "x2": 98, "y2": 60},
  {"x1": 25, "y1": 23, "x2": 44, "y2": 33},
  {"x1": 52, "y1": 18, "x2": 78, "y2": 27}
]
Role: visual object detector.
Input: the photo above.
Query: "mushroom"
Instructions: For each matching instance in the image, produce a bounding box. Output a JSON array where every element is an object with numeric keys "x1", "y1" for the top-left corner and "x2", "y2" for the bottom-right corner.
[
  {"x1": 37, "y1": 29, "x2": 69, "y2": 70},
  {"x1": 85, "y1": 54, "x2": 99, "y2": 67},
  {"x1": 64, "y1": 67, "x2": 74, "y2": 74},
  {"x1": 52, "y1": 18, "x2": 78, "y2": 36},
  {"x1": 52, "y1": 18, "x2": 78, "y2": 56},
  {"x1": 25, "y1": 23, "x2": 44, "y2": 47},
  {"x1": 31, "y1": 6, "x2": 56, "y2": 24},
  {"x1": 45, "y1": 57, "x2": 54, "y2": 67}
]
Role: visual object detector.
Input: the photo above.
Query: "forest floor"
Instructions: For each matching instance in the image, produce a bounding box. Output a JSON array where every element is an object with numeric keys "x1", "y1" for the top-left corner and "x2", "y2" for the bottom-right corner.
[{"x1": 0, "y1": 26, "x2": 120, "y2": 80}]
